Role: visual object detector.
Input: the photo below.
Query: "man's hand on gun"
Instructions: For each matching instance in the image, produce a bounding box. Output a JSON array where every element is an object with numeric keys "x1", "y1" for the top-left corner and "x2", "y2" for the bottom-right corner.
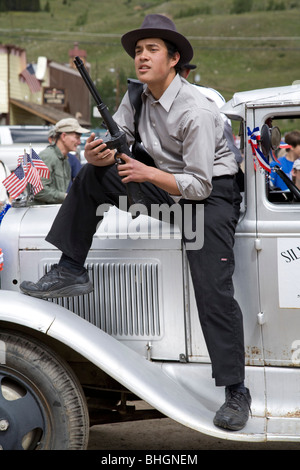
[
  {"x1": 116, "y1": 153, "x2": 151, "y2": 183},
  {"x1": 84, "y1": 133, "x2": 115, "y2": 166},
  {"x1": 85, "y1": 133, "x2": 151, "y2": 183}
]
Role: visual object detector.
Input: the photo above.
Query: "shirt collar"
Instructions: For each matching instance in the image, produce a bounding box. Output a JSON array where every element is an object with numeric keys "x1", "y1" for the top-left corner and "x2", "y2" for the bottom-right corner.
[
  {"x1": 143, "y1": 73, "x2": 182, "y2": 112},
  {"x1": 53, "y1": 144, "x2": 66, "y2": 160}
]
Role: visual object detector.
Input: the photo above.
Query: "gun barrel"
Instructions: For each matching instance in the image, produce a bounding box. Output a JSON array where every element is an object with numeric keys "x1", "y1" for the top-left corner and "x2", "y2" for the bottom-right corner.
[
  {"x1": 74, "y1": 56, "x2": 119, "y2": 136},
  {"x1": 74, "y1": 56, "x2": 149, "y2": 209},
  {"x1": 74, "y1": 57, "x2": 100, "y2": 103}
]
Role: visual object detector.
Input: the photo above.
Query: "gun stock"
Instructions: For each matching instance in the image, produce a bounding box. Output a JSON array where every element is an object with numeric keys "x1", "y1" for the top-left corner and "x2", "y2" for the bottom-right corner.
[{"x1": 74, "y1": 56, "x2": 148, "y2": 208}]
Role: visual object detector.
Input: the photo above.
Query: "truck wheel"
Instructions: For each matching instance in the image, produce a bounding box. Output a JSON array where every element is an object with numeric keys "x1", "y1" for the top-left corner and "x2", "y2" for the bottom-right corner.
[{"x1": 0, "y1": 330, "x2": 89, "y2": 450}]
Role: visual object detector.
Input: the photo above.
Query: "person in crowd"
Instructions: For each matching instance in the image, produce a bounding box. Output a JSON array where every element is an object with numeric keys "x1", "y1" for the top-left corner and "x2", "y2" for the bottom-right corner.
[
  {"x1": 20, "y1": 14, "x2": 251, "y2": 431},
  {"x1": 67, "y1": 152, "x2": 82, "y2": 191},
  {"x1": 48, "y1": 126, "x2": 83, "y2": 192},
  {"x1": 291, "y1": 158, "x2": 300, "y2": 189},
  {"x1": 270, "y1": 130, "x2": 300, "y2": 191},
  {"x1": 34, "y1": 118, "x2": 89, "y2": 204}
]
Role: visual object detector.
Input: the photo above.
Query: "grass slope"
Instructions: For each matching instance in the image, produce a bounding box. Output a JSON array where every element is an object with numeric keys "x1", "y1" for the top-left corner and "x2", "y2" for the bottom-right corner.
[{"x1": 0, "y1": 0, "x2": 299, "y2": 106}]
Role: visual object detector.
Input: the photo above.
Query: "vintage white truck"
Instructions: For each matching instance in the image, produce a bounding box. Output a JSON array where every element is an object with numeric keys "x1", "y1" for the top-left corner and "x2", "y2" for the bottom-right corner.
[{"x1": 1, "y1": 83, "x2": 300, "y2": 450}]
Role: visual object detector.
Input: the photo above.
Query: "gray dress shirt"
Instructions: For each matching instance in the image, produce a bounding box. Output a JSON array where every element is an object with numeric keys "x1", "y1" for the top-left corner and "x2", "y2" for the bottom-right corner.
[{"x1": 114, "y1": 73, "x2": 238, "y2": 201}]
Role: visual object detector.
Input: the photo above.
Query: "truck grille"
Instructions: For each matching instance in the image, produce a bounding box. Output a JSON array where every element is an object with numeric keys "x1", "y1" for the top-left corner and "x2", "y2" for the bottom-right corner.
[{"x1": 46, "y1": 261, "x2": 161, "y2": 338}]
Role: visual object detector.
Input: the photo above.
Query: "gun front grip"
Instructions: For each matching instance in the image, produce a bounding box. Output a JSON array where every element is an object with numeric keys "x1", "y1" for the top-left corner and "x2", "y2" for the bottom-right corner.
[
  {"x1": 101, "y1": 133, "x2": 130, "y2": 153},
  {"x1": 100, "y1": 133, "x2": 149, "y2": 209},
  {"x1": 114, "y1": 145, "x2": 150, "y2": 210}
]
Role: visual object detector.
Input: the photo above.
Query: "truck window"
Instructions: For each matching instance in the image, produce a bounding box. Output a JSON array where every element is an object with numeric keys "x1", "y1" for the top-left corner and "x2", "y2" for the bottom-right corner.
[{"x1": 265, "y1": 116, "x2": 300, "y2": 204}]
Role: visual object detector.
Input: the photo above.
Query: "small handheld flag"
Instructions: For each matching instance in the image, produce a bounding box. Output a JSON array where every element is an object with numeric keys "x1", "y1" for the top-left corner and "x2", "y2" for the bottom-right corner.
[
  {"x1": 2, "y1": 164, "x2": 27, "y2": 199},
  {"x1": 2, "y1": 147, "x2": 49, "y2": 200}
]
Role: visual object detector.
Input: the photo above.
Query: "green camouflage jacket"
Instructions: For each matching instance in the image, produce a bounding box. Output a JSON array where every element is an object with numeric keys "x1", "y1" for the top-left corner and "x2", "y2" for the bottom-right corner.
[{"x1": 34, "y1": 145, "x2": 71, "y2": 204}]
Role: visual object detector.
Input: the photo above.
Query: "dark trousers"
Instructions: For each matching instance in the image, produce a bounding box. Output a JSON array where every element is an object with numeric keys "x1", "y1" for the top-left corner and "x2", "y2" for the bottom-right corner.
[{"x1": 46, "y1": 163, "x2": 245, "y2": 386}]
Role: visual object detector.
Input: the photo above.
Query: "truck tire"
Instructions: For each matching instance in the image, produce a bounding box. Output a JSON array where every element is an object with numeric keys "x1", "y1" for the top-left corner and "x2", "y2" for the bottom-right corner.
[{"x1": 0, "y1": 330, "x2": 89, "y2": 450}]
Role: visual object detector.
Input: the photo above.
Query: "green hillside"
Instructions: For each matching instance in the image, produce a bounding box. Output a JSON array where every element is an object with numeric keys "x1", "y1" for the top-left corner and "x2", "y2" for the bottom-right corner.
[{"x1": 1, "y1": 0, "x2": 300, "y2": 114}]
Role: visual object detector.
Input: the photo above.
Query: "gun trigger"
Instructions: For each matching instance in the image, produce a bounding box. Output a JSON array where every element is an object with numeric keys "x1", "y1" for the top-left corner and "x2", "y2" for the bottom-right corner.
[{"x1": 114, "y1": 151, "x2": 123, "y2": 164}]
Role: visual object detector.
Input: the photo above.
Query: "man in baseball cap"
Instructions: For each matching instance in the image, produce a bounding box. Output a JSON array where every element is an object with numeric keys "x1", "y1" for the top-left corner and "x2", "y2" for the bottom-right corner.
[{"x1": 33, "y1": 118, "x2": 89, "y2": 204}]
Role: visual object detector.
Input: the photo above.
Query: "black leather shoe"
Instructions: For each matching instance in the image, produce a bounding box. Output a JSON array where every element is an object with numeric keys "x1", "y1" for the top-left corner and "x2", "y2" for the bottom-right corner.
[
  {"x1": 20, "y1": 264, "x2": 93, "y2": 299},
  {"x1": 213, "y1": 388, "x2": 251, "y2": 431}
]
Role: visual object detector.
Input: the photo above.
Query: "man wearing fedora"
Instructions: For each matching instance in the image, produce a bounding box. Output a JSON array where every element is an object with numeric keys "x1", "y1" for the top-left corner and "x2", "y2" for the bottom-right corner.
[
  {"x1": 20, "y1": 14, "x2": 251, "y2": 431},
  {"x1": 33, "y1": 118, "x2": 89, "y2": 204}
]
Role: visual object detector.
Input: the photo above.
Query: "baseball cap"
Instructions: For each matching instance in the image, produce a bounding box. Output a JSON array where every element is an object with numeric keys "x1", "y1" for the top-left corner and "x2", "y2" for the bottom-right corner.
[
  {"x1": 48, "y1": 126, "x2": 55, "y2": 138},
  {"x1": 54, "y1": 118, "x2": 89, "y2": 134}
]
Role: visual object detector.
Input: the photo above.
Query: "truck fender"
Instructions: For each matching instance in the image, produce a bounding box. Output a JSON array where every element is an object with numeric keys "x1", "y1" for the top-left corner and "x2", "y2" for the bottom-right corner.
[{"x1": 0, "y1": 290, "x2": 263, "y2": 441}]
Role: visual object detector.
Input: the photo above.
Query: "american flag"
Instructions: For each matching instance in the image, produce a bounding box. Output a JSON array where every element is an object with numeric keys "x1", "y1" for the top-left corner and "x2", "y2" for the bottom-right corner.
[
  {"x1": 18, "y1": 152, "x2": 32, "y2": 172},
  {"x1": 18, "y1": 149, "x2": 50, "y2": 179},
  {"x1": 2, "y1": 164, "x2": 27, "y2": 199},
  {"x1": 4, "y1": 148, "x2": 49, "y2": 199},
  {"x1": 30, "y1": 148, "x2": 50, "y2": 179},
  {"x1": 20, "y1": 64, "x2": 41, "y2": 93},
  {"x1": 26, "y1": 164, "x2": 44, "y2": 195}
]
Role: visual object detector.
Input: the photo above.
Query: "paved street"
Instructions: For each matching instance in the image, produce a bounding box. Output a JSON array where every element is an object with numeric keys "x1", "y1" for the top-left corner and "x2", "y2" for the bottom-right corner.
[{"x1": 88, "y1": 403, "x2": 300, "y2": 451}]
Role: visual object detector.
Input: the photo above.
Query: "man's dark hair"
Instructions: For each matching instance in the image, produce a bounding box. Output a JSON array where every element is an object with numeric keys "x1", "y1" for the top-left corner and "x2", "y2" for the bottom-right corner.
[{"x1": 163, "y1": 39, "x2": 179, "y2": 60}]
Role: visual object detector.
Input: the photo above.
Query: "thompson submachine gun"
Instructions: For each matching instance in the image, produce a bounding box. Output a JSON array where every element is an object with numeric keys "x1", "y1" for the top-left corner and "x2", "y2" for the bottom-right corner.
[{"x1": 74, "y1": 56, "x2": 148, "y2": 208}]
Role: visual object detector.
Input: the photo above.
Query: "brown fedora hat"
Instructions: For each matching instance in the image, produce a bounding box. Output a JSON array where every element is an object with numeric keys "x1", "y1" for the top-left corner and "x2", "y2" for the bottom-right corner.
[{"x1": 121, "y1": 14, "x2": 193, "y2": 65}]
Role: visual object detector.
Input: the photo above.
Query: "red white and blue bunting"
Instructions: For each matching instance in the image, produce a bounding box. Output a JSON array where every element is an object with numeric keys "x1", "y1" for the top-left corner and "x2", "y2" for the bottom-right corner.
[
  {"x1": 247, "y1": 126, "x2": 271, "y2": 173},
  {"x1": 247, "y1": 126, "x2": 281, "y2": 174}
]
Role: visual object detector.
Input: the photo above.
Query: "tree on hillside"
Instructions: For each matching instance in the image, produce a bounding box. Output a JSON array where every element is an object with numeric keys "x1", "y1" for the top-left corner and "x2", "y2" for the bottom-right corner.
[
  {"x1": 231, "y1": 0, "x2": 253, "y2": 14},
  {"x1": 0, "y1": 0, "x2": 41, "y2": 11}
]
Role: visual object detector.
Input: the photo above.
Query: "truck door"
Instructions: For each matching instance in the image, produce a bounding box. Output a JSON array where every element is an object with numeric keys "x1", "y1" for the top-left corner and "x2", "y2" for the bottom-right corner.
[{"x1": 254, "y1": 107, "x2": 300, "y2": 368}]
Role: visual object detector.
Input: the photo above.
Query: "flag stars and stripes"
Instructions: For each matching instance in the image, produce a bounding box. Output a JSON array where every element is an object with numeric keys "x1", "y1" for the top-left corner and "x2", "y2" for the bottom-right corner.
[
  {"x1": 2, "y1": 148, "x2": 49, "y2": 200},
  {"x1": 19, "y1": 64, "x2": 41, "y2": 93},
  {"x1": 1, "y1": 164, "x2": 27, "y2": 199}
]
